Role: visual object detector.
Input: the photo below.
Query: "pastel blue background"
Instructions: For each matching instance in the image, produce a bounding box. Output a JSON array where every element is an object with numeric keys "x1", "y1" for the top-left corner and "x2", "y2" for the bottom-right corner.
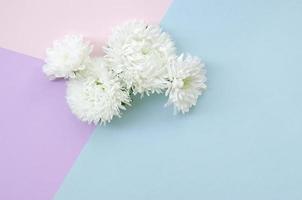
[{"x1": 55, "y1": 0, "x2": 302, "y2": 199}]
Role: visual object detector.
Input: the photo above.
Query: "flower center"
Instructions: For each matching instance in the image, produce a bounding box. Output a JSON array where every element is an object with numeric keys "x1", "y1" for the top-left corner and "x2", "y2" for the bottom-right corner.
[
  {"x1": 62, "y1": 53, "x2": 70, "y2": 62},
  {"x1": 95, "y1": 80, "x2": 105, "y2": 90},
  {"x1": 182, "y1": 77, "x2": 192, "y2": 89},
  {"x1": 141, "y1": 46, "x2": 151, "y2": 55}
]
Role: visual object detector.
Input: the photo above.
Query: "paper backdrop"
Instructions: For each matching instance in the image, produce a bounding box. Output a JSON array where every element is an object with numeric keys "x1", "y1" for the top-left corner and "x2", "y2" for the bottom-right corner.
[
  {"x1": 55, "y1": 0, "x2": 302, "y2": 199},
  {"x1": 1, "y1": 0, "x2": 302, "y2": 199}
]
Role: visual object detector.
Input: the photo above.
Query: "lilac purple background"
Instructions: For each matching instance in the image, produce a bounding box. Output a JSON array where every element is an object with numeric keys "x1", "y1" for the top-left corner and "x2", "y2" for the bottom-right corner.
[{"x1": 0, "y1": 48, "x2": 93, "y2": 199}]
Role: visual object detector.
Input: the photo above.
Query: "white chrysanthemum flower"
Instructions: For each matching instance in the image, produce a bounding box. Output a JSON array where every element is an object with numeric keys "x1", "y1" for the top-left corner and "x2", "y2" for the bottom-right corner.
[
  {"x1": 165, "y1": 54, "x2": 207, "y2": 114},
  {"x1": 104, "y1": 20, "x2": 176, "y2": 95},
  {"x1": 43, "y1": 35, "x2": 93, "y2": 80},
  {"x1": 66, "y1": 58, "x2": 130, "y2": 125}
]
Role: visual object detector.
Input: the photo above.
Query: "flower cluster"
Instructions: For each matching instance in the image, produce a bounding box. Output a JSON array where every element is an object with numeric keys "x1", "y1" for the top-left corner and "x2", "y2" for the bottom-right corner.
[{"x1": 43, "y1": 21, "x2": 207, "y2": 125}]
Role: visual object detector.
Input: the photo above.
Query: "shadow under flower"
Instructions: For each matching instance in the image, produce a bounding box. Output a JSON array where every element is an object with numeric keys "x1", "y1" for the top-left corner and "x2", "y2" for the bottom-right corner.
[{"x1": 101, "y1": 93, "x2": 170, "y2": 129}]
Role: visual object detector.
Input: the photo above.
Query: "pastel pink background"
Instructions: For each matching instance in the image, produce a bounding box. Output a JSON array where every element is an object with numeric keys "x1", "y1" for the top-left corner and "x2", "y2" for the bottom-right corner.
[{"x1": 0, "y1": 0, "x2": 172, "y2": 59}]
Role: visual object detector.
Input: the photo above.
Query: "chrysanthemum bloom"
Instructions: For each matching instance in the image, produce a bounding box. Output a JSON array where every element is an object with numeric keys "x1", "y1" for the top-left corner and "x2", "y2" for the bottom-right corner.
[
  {"x1": 165, "y1": 54, "x2": 207, "y2": 114},
  {"x1": 66, "y1": 58, "x2": 130, "y2": 125},
  {"x1": 43, "y1": 35, "x2": 92, "y2": 80},
  {"x1": 104, "y1": 20, "x2": 176, "y2": 95}
]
